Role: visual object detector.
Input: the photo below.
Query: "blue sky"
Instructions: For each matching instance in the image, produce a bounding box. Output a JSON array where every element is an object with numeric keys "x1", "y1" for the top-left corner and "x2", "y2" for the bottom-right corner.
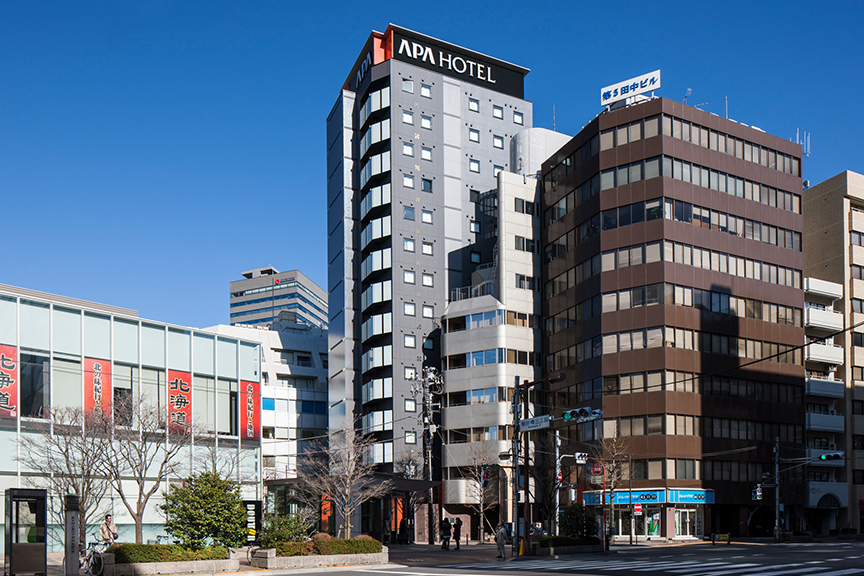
[{"x1": 2, "y1": 1, "x2": 861, "y2": 328}]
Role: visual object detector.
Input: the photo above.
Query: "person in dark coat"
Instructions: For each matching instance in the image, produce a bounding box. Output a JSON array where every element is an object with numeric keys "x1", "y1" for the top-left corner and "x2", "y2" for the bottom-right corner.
[
  {"x1": 440, "y1": 518, "x2": 452, "y2": 549},
  {"x1": 452, "y1": 518, "x2": 462, "y2": 550}
]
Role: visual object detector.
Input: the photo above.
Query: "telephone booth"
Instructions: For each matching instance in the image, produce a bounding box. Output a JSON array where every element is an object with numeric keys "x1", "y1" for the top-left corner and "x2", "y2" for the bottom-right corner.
[{"x1": 4, "y1": 489, "x2": 47, "y2": 576}]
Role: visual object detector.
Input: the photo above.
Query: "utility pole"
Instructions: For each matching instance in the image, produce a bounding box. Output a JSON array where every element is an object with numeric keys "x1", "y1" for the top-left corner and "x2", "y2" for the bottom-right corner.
[
  {"x1": 553, "y1": 430, "x2": 560, "y2": 536},
  {"x1": 511, "y1": 377, "x2": 520, "y2": 557},
  {"x1": 774, "y1": 436, "x2": 781, "y2": 543},
  {"x1": 413, "y1": 367, "x2": 441, "y2": 545}
]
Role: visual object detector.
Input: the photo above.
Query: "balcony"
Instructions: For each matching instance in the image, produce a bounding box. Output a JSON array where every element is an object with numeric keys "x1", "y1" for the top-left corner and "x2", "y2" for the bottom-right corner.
[
  {"x1": 804, "y1": 278, "x2": 843, "y2": 300},
  {"x1": 805, "y1": 342, "x2": 844, "y2": 365},
  {"x1": 806, "y1": 412, "x2": 845, "y2": 432},
  {"x1": 805, "y1": 377, "x2": 845, "y2": 399},
  {"x1": 807, "y1": 481, "x2": 848, "y2": 508},
  {"x1": 805, "y1": 307, "x2": 844, "y2": 332},
  {"x1": 807, "y1": 448, "x2": 845, "y2": 467}
]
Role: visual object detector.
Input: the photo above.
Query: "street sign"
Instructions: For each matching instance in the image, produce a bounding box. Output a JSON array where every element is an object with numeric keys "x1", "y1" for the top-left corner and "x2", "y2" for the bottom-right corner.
[
  {"x1": 634, "y1": 510, "x2": 643, "y2": 516},
  {"x1": 591, "y1": 462, "x2": 605, "y2": 476},
  {"x1": 634, "y1": 503, "x2": 642, "y2": 513},
  {"x1": 519, "y1": 414, "x2": 551, "y2": 431}
]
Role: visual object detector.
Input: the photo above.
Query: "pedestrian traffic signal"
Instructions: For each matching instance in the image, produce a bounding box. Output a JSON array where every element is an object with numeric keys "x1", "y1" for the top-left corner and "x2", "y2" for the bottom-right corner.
[
  {"x1": 482, "y1": 468, "x2": 490, "y2": 488},
  {"x1": 819, "y1": 452, "x2": 843, "y2": 461},
  {"x1": 562, "y1": 407, "x2": 603, "y2": 423}
]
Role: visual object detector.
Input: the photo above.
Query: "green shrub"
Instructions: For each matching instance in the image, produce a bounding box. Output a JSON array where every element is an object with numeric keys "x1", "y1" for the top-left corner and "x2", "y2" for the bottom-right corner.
[
  {"x1": 538, "y1": 535, "x2": 600, "y2": 548},
  {"x1": 558, "y1": 504, "x2": 598, "y2": 539},
  {"x1": 159, "y1": 471, "x2": 247, "y2": 549},
  {"x1": 108, "y1": 544, "x2": 229, "y2": 564},
  {"x1": 275, "y1": 542, "x2": 313, "y2": 557},
  {"x1": 273, "y1": 538, "x2": 382, "y2": 557},
  {"x1": 260, "y1": 515, "x2": 310, "y2": 548},
  {"x1": 311, "y1": 532, "x2": 333, "y2": 542}
]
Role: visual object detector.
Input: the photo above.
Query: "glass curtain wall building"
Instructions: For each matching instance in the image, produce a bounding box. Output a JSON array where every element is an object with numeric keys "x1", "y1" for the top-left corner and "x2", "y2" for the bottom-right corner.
[{"x1": 0, "y1": 283, "x2": 262, "y2": 549}]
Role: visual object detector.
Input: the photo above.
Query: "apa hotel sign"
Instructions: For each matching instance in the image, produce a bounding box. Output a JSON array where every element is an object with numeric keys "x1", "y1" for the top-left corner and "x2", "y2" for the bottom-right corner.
[
  {"x1": 601, "y1": 70, "x2": 660, "y2": 106},
  {"x1": 391, "y1": 28, "x2": 526, "y2": 99}
]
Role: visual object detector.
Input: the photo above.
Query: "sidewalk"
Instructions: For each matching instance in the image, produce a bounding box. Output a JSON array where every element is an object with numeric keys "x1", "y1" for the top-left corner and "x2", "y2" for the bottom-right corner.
[{"x1": 387, "y1": 542, "x2": 506, "y2": 566}]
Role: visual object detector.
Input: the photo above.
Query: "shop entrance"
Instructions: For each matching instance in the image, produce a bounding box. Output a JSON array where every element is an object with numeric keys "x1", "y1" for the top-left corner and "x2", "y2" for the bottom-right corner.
[{"x1": 675, "y1": 508, "x2": 702, "y2": 537}]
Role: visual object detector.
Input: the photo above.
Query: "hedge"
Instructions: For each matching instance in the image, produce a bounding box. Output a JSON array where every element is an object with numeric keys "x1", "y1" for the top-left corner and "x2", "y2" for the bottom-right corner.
[
  {"x1": 274, "y1": 538, "x2": 382, "y2": 557},
  {"x1": 538, "y1": 535, "x2": 601, "y2": 548},
  {"x1": 107, "y1": 544, "x2": 229, "y2": 564}
]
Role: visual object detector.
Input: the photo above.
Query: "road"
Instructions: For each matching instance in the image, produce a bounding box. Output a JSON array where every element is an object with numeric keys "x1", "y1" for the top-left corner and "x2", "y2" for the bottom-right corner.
[{"x1": 342, "y1": 541, "x2": 864, "y2": 576}]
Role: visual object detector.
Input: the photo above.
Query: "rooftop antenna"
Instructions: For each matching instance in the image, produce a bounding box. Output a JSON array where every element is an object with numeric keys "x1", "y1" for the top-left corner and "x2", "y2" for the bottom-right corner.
[
  {"x1": 795, "y1": 129, "x2": 811, "y2": 158},
  {"x1": 725, "y1": 96, "x2": 728, "y2": 119},
  {"x1": 683, "y1": 88, "x2": 692, "y2": 104},
  {"x1": 693, "y1": 101, "x2": 710, "y2": 110},
  {"x1": 553, "y1": 105, "x2": 556, "y2": 131}
]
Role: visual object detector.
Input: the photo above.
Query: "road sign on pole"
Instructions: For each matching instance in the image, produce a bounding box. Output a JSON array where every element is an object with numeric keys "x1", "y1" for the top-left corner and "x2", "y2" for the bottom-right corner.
[
  {"x1": 519, "y1": 414, "x2": 551, "y2": 431},
  {"x1": 634, "y1": 503, "x2": 642, "y2": 514},
  {"x1": 591, "y1": 461, "x2": 605, "y2": 476}
]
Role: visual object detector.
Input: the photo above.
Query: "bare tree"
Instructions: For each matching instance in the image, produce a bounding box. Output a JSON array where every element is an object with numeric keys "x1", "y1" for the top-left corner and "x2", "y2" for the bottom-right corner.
[
  {"x1": 192, "y1": 433, "x2": 239, "y2": 479},
  {"x1": 95, "y1": 396, "x2": 192, "y2": 543},
  {"x1": 18, "y1": 406, "x2": 112, "y2": 545},
  {"x1": 588, "y1": 434, "x2": 632, "y2": 537},
  {"x1": 394, "y1": 448, "x2": 427, "y2": 516},
  {"x1": 297, "y1": 420, "x2": 392, "y2": 538},
  {"x1": 464, "y1": 442, "x2": 499, "y2": 542}
]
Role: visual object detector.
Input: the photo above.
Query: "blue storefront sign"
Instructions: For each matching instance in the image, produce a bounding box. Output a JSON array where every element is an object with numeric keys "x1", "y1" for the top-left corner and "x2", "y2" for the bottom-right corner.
[
  {"x1": 583, "y1": 489, "x2": 666, "y2": 505},
  {"x1": 668, "y1": 489, "x2": 714, "y2": 504}
]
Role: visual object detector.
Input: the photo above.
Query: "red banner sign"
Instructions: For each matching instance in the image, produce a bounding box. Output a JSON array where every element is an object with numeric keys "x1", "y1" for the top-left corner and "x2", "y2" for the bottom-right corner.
[
  {"x1": 168, "y1": 370, "x2": 192, "y2": 431},
  {"x1": 240, "y1": 380, "x2": 260, "y2": 441},
  {"x1": 84, "y1": 358, "x2": 112, "y2": 416},
  {"x1": 0, "y1": 344, "x2": 18, "y2": 419}
]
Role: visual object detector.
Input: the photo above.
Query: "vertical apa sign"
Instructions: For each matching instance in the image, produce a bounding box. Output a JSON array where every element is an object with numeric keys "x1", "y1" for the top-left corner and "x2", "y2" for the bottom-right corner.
[
  {"x1": 167, "y1": 370, "x2": 192, "y2": 432},
  {"x1": 84, "y1": 358, "x2": 112, "y2": 415},
  {"x1": 241, "y1": 380, "x2": 260, "y2": 441},
  {"x1": 0, "y1": 344, "x2": 18, "y2": 419}
]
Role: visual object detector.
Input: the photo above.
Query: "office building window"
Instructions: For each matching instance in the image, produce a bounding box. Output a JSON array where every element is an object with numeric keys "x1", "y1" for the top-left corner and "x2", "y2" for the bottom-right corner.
[
  {"x1": 405, "y1": 431, "x2": 417, "y2": 444},
  {"x1": 404, "y1": 334, "x2": 416, "y2": 348},
  {"x1": 470, "y1": 251, "x2": 481, "y2": 263},
  {"x1": 421, "y1": 178, "x2": 433, "y2": 193},
  {"x1": 420, "y1": 84, "x2": 432, "y2": 98},
  {"x1": 493, "y1": 135, "x2": 504, "y2": 149},
  {"x1": 470, "y1": 189, "x2": 480, "y2": 203},
  {"x1": 405, "y1": 398, "x2": 417, "y2": 412},
  {"x1": 402, "y1": 110, "x2": 414, "y2": 124},
  {"x1": 470, "y1": 221, "x2": 480, "y2": 233},
  {"x1": 469, "y1": 159, "x2": 480, "y2": 173},
  {"x1": 514, "y1": 111, "x2": 523, "y2": 125},
  {"x1": 423, "y1": 338, "x2": 434, "y2": 350},
  {"x1": 404, "y1": 302, "x2": 416, "y2": 316},
  {"x1": 493, "y1": 105, "x2": 503, "y2": 119},
  {"x1": 403, "y1": 174, "x2": 415, "y2": 188},
  {"x1": 421, "y1": 116, "x2": 432, "y2": 130},
  {"x1": 404, "y1": 270, "x2": 416, "y2": 284},
  {"x1": 422, "y1": 305, "x2": 434, "y2": 318},
  {"x1": 494, "y1": 165, "x2": 503, "y2": 176},
  {"x1": 421, "y1": 147, "x2": 432, "y2": 161},
  {"x1": 422, "y1": 273, "x2": 434, "y2": 287},
  {"x1": 402, "y1": 79, "x2": 414, "y2": 93},
  {"x1": 422, "y1": 242, "x2": 433, "y2": 255},
  {"x1": 469, "y1": 98, "x2": 479, "y2": 112},
  {"x1": 405, "y1": 367, "x2": 417, "y2": 380},
  {"x1": 469, "y1": 129, "x2": 480, "y2": 142},
  {"x1": 403, "y1": 206, "x2": 415, "y2": 220},
  {"x1": 403, "y1": 238, "x2": 415, "y2": 252},
  {"x1": 422, "y1": 210, "x2": 433, "y2": 224},
  {"x1": 403, "y1": 142, "x2": 414, "y2": 156}
]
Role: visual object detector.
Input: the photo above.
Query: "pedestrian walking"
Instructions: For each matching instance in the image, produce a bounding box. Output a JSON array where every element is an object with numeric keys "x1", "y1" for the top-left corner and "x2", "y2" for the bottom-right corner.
[
  {"x1": 99, "y1": 514, "x2": 118, "y2": 546},
  {"x1": 439, "y1": 518, "x2": 451, "y2": 549},
  {"x1": 452, "y1": 518, "x2": 462, "y2": 550},
  {"x1": 495, "y1": 521, "x2": 507, "y2": 558}
]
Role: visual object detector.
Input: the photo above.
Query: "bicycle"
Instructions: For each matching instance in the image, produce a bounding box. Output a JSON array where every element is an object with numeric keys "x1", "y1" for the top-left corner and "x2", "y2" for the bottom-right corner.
[{"x1": 62, "y1": 535, "x2": 104, "y2": 576}]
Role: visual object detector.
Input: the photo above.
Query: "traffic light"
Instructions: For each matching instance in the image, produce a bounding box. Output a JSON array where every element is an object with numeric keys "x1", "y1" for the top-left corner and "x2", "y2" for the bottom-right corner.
[
  {"x1": 751, "y1": 485, "x2": 762, "y2": 500},
  {"x1": 819, "y1": 452, "x2": 844, "y2": 461},
  {"x1": 562, "y1": 407, "x2": 603, "y2": 423},
  {"x1": 482, "y1": 467, "x2": 490, "y2": 488}
]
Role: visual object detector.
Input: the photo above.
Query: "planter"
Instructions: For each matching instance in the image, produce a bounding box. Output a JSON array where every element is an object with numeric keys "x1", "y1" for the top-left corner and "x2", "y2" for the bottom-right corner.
[
  {"x1": 534, "y1": 544, "x2": 605, "y2": 556},
  {"x1": 251, "y1": 546, "x2": 389, "y2": 569},
  {"x1": 101, "y1": 553, "x2": 239, "y2": 576}
]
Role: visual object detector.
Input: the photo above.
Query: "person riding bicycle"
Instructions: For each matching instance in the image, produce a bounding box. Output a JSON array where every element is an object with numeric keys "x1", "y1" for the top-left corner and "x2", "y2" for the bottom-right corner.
[{"x1": 99, "y1": 514, "x2": 118, "y2": 545}]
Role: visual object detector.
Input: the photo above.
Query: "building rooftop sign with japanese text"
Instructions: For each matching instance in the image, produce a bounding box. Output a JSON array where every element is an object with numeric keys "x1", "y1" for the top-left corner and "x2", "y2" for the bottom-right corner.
[{"x1": 600, "y1": 70, "x2": 660, "y2": 106}]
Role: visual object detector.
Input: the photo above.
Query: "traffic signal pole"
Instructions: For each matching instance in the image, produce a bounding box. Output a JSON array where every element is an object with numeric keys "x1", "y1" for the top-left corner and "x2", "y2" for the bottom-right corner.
[{"x1": 774, "y1": 437, "x2": 780, "y2": 543}]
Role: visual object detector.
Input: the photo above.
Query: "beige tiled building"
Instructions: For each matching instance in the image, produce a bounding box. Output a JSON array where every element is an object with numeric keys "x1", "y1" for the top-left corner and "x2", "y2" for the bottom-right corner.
[{"x1": 804, "y1": 170, "x2": 864, "y2": 533}]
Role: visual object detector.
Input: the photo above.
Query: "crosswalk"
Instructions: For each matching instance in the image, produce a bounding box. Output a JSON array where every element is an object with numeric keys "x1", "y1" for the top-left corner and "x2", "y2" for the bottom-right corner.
[{"x1": 435, "y1": 557, "x2": 864, "y2": 576}]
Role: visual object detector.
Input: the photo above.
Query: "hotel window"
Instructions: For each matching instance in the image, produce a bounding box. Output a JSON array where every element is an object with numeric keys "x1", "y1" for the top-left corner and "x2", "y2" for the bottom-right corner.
[
  {"x1": 402, "y1": 110, "x2": 413, "y2": 124},
  {"x1": 470, "y1": 221, "x2": 480, "y2": 233},
  {"x1": 403, "y1": 206, "x2": 415, "y2": 220},
  {"x1": 421, "y1": 210, "x2": 433, "y2": 224},
  {"x1": 470, "y1": 189, "x2": 480, "y2": 203},
  {"x1": 469, "y1": 159, "x2": 480, "y2": 173},
  {"x1": 493, "y1": 165, "x2": 503, "y2": 176},
  {"x1": 470, "y1": 250, "x2": 481, "y2": 263},
  {"x1": 422, "y1": 305, "x2": 434, "y2": 318},
  {"x1": 405, "y1": 366, "x2": 417, "y2": 380},
  {"x1": 403, "y1": 174, "x2": 414, "y2": 188},
  {"x1": 421, "y1": 147, "x2": 432, "y2": 161},
  {"x1": 421, "y1": 178, "x2": 433, "y2": 193},
  {"x1": 422, "y1": 242, "x2": 433, "y2": 255},
  {"x1": 402, "y1": 142, "x2": 414, "y2": 156},
  {"x1": 404, "y1": 302, "x2": 416, "y2": 316},
  {"x1": 493, "y1": 105, "x2": 503, "y2": 119},
  {"x1": 421, "y1": 116, "x2": 432, "y2": 130},
  {"x1": 402, "y1": 79, "x2": 414, "y2": 93},
  {"x1": 422, "y1": 273, "x2": 434, "y2": 287},
  {"x1": 404, "y1": 270, "x2": 416, "y2": 284},
  {"x1": 493, "y1": 135, "x2": 504, "y2": 149},
  {"x1": 469, "y1": 129, "x2": 480, "y2": 143},
  {"x1": 403, "y1": 238, "x2": 415, "y2": 252},
  {"x1": 420, "y1": 84, "x2": 432, "y2": 98},
  {"x1": 513, "y1": 111, "x2": 523, "y2": 125},
  {"x1": 404, "y1": 334, "x2": 416, "y2": 348},
  {"x1": 469, "y1": 98, "x2": 479, "y2": 112},
  {"x1": 405, "y1": 431, "x2": 417, "y2": 444},
  {"x1": 405, "y1": 398, "x2": 417, "y2": 412}
]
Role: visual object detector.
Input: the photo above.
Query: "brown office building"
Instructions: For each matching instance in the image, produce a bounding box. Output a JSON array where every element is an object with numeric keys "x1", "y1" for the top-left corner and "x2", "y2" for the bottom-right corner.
[{"x1": 540, "y1": 96, "x2": 804, "y2": 539}]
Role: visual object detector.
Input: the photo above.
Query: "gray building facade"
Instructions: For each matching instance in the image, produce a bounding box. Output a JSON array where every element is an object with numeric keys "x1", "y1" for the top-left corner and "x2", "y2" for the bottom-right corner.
[{"x1": 229, "y1": 266, "x2": 328, "y2": 329}]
